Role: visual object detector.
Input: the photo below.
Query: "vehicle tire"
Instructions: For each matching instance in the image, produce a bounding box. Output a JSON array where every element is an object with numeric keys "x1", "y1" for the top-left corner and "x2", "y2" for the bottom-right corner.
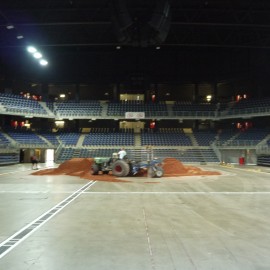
[
  {"x1": 91, "y1": 164, "x2": 99, "y2": 175},
  {"x1": 112, "y1": 160, "x2": 130, "y2": 177},
  {"x1": 155, "y1": 167, "x2": 164, "y2": 178},
  {"x1": 148, "y1": 167, "x2": 156, "y2": 178}
]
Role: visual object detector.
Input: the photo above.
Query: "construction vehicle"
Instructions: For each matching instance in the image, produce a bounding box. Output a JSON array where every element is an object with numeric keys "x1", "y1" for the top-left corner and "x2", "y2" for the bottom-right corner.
[{"x1": 91, "y1": 154, "x2": 164, "y2": 178}]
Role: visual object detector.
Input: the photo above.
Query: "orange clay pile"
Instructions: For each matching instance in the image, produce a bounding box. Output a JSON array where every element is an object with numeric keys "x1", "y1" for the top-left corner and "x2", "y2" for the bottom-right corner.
[{"x1": 32, "y1": 157, "x2": 220, "y2": 182}]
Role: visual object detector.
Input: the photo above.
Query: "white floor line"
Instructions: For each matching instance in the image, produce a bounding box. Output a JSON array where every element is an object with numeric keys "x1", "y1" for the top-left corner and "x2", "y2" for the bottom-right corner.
[
  {"x1": 1, "y1": 191, "x2": 270, "y2": 195},
  {"x1": 83, "y1": 191, "x2": 270, "y2": 195},
  {"x1": 0, "y1": 180, "x2": 96, "y2": 259},
  {"x1": 143, "y1": 208, "x2": 155, "y2": 270}
]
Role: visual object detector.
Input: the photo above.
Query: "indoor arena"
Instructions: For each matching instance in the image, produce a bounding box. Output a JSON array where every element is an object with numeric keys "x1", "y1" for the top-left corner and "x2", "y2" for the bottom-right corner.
[{"x1": 1, "y1": 1, "x2": 270, "y2": 270}]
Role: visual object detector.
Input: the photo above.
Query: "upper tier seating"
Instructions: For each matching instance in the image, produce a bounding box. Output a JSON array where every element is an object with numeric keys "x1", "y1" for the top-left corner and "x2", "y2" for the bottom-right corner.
[
  {"x1": 1, "y1": 93, "x2": 270, "y2": 120},
  {"x1": 54, "y1": 100, "x2": 102, "y2": 117},
  {"x1": 172, "y1": 101, "x2": 217, "y2": 117},
  {"x1": 0, "y1": 93, "x2": 47, "y2": 116},
  {"x1": 107, "y1": 100, "x2": 168, "y2": 117},
  {"x1": 224, "y1": 97, "x2": 270, "y2": 116}
]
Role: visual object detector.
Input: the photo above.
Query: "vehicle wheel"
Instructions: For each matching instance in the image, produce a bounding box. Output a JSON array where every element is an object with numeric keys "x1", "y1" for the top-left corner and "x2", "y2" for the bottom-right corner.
[
  {"x1": 103, "y1": 170, "x2": 109, "y2": 174},
  {"x1": 112, "y1": 160, "x2": 130, "y2": 177},
  {"x1": 148, "y1": 167, "x2": 156, "y2": 178},
  {"x1": 155, "y1": 167, "x2": 164, "y2": 178},
  {"x1": 91, "y1": 164, "x2": 99, "y2": 175}
]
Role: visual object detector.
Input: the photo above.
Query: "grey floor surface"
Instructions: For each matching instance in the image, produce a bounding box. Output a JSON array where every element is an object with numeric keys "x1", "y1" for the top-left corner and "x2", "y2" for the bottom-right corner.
[{"x1": 1, "y1": 162, "x2": 270, "y2": 270}]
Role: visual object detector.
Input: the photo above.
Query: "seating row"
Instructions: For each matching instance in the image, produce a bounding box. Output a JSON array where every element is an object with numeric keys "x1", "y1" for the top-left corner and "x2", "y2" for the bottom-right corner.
[{"x1": 0, "y1": 128, "x2": 269, "y2": 147}]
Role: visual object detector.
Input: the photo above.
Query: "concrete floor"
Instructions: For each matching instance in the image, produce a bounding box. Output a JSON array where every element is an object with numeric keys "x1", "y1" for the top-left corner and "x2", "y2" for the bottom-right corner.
[{"x1": 1, "y1": 162, "x2": 270, "y2": 270}]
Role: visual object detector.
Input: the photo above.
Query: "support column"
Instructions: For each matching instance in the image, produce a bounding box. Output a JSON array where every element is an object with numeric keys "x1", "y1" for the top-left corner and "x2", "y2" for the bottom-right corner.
[
  {"x1": 41, "y1": 82, "x2": 48, "y2": 100},
  {"x1": 193, "y1": 83, "x2": 199, "y2": 102},
  {"x1": 75, "y1": 84, "x2": 80, "y2": 101},
  {"x1": 113, "y1": 83, "x2": 119, "y2": 101},
  {"x1": 213, "y1": 82, "x2": 218, "y2": 102}
]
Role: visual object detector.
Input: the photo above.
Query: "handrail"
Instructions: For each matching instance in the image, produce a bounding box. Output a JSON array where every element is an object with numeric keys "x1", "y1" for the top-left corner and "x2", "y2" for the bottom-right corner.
[
  {"x1": 54, "y1": 143, "x2": 63, "y2": 161},
  {"x1": 256, "y1": 144, "x2": 270, "y2": 154},
  {"x1": 215, "y1": 139, "x2": 261, "y2": 147}
]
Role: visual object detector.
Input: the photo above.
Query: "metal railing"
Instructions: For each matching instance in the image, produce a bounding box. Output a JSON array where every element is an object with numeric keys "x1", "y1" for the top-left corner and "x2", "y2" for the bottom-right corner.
[
  {"x1": 215, "y1": 139, "x2": 261, "y2": 147},
  {"x1": 256, "y1": 144, "x2": 270, "y2": 154}
]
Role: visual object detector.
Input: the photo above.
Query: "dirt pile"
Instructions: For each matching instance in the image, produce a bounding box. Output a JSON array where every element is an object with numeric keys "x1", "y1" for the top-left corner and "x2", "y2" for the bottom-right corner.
[
  {"x1": 32, "y1": 158, "x2": 129, "y2": 182},
  {"x1": 163, "y1": 158, "x2": 221, "y2": 177},
  {"x1": 32, "y1": 157, "x2": 221, "y2": 181}
]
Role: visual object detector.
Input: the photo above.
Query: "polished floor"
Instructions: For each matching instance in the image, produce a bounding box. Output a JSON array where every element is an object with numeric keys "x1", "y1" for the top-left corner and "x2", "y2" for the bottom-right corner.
[{"x1": 0, "y1": 162, "x2": 270, "y2": 270}]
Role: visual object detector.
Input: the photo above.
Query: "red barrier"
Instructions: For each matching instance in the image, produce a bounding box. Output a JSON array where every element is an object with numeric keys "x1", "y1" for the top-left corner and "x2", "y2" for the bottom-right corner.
[{"x1": 239, "y1": 157, "x2": 245, "y2": 165}]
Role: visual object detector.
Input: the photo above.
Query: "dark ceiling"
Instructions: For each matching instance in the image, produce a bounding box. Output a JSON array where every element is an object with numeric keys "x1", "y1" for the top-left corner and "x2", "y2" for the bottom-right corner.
[{"x1": 1, "y1": 0, "x2": 270, "y2": 83}]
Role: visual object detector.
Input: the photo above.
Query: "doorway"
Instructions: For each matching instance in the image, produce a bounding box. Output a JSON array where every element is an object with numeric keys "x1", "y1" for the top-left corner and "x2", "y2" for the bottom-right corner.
[{"x1": 45, "y1": 149, "x2": 54, "y2": 162}]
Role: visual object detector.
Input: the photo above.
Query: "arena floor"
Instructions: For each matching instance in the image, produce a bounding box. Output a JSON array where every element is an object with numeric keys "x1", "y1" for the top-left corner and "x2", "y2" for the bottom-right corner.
[{"x1": 0, "y1": 162, "x2": 270, "y2": 270}]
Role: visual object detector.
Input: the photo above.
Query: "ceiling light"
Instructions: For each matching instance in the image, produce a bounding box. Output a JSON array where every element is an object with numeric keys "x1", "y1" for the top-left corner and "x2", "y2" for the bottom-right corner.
[
  {"x1": 27, "y1": 46, "x2": 37, "y2": 53},
  {"x1": 33, "y1": 52, "x2": 42, "y2": 59},
  {"x1": 16, "y1": 35, "x2": 24, "y2": 39},
  {"x1": 156, "y1": 46, "x2": 161, "y2": 50},
  {"x1": 39, "y1": 59, "x2": 48, "y2": 66},
  {"x1": 6, "y1": 24, "x2": 14, "y2": 30}
]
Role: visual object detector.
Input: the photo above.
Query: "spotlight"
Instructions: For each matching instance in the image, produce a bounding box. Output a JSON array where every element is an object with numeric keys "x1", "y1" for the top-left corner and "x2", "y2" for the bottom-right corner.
[
  {"x1": 27, "y1": 46, "x2": 37, "y2": 53},
  {"x1": 33, "y1": 52, "x2": 42, "y2": 59},
  {"x1": 39, "y1": 59, "x2": 48, "y2": 66}
]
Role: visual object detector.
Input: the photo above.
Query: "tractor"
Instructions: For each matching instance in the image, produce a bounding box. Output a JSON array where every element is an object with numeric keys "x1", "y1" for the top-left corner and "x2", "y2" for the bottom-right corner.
[{"x1": 91, "y1": 154, "x2": 164, "y2": 178}]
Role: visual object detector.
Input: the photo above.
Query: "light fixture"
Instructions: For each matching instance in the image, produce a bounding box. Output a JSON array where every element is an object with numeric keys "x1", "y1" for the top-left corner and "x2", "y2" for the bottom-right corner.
[
  {"x1": 39, "y1": 59, "x2": 48, "y2": 66},
  {"x1": 55, "y1": 120, "x2": 65, "y2": 125},
  {"x1": 59, "y1": 94, "x2": 66, "y2": 98},
  {"x1": 33, "y1": 52, "x2": 42, "y2": 59},
  {"x1": 116, "y1": 46, "x2": 121, "y2": 50},
  {"x1": 156, "y1": 46, "x2": 161, "y2": 50},
  {"x1": 16, "y1": 35, "x2": 24, "y2": 39},
  {"x1": 27, "y1": 46, "x2": 37, "y2": 53},
  {"x1": 6, "y1": 24, "x2": 14, "y2": 29},
  {"x1": 27, "y1": 47, "x2": 49, "y2": 66},
  {"x1": 206, "y1": 95, "x2": 212, "y2": 102}
]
